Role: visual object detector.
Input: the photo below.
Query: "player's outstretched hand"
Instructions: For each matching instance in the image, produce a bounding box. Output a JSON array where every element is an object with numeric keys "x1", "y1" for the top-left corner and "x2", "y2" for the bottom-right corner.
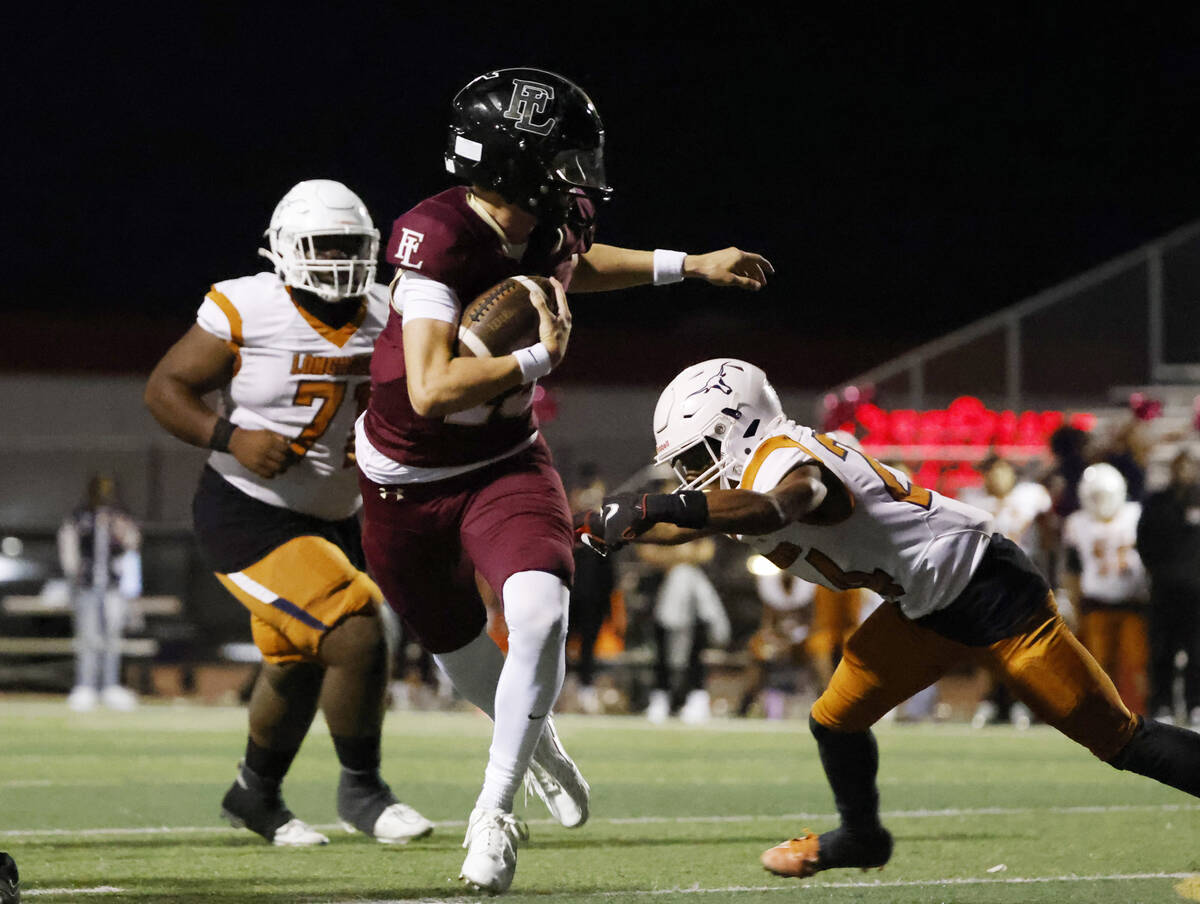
[
  {"x1": 229, "y1": 428, "x2": 295, "y2": 478},
  {"x1": 686, "y1": 247, "x2": 774, "y2": 291},
  {"x1": 534, "y1": 276, "x2": 573, "y2": 368},
  {"x1": 573, "y1": 509, "x2": 610, "y2": 556},
  {"x1": 600, "y1": 493, "x2": 658, "y2": 548}
]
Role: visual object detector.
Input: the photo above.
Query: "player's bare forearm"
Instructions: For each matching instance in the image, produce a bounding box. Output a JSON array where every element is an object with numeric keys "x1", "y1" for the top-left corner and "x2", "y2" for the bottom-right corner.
[
  {"x1": 144, "y1": 325, "x2": 236, "y2": 448},
  {"x1": 702, "y1": 466, "x2": 827, "y2": 534},
  {"x1": 637, "y1": 523, "x2": 716, "y2": 545},
  {"x1": 572, "y1": 243, "x2": 774, "y2": 293},
  {"x1": 594, "y1": 466, "x2": 827, "y2": 553},
  {"x1": 403, "y1": 318, "x2": 526, "y2": 417},
  {"x1": 570, "y1": 244, "x2": 654, "y2": 292}
]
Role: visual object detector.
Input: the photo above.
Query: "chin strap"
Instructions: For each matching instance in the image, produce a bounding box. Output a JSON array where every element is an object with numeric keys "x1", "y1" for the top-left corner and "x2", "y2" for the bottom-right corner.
[{"x1": 258, "y1": 247, "x2": 283, "y2": 272}]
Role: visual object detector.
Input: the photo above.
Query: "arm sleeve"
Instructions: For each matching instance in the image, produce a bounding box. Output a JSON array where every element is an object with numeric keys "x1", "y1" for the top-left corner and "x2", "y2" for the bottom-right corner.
[{"x1": 395, "y1": 271, "x2": 461, "y2": 326}]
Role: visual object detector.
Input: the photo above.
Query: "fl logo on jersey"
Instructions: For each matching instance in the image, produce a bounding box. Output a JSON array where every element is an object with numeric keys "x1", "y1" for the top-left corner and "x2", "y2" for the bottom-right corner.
[{"x1": 504, "y1": 79, "x2": 557, "y2": 136}]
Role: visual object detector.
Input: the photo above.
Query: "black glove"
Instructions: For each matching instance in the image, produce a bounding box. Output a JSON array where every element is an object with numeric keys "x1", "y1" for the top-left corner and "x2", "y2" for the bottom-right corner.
[
  {"x1": 600, "y1": 490, "x2": 710, "y2": 550},
  {"x1": 599, "y1": 493, "x2": 651, "y2": 550},
  {"x1": 573, "y1": 509, "x2": 611, "y2": 556}
]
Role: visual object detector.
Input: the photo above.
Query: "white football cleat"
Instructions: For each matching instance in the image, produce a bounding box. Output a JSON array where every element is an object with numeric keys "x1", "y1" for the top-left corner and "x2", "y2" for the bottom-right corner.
[
  {"x1": 100, "y1": 685, "x2": 138, "y2": 711},
  {"x1": 1010, "y1": 702, "x2": 1033, "y2": 731},
  {"x1": 341, "y1": 802, "x2": 433, "y2": 844},
  {"x1": 971, "y1": 700, "x2": 998, "y2": 729},
  {"x1": 459, "y1": 807, "x2": 528, "y2": 894},
  {"x1": 270, "y1": 818, "x2": 330, "y2": 847},
  {"x1": 646, "y1": 689, "x2": 671, "y2": 724},
  {"x1": 680, "y1": 689, "x2": 712, "y2": 725},
  {"x1": 67, "y1": 685, "x2": 98, "y2": 712},
  {"x1": 526, "y1": 717, "x2": 590, "y2": 828}
]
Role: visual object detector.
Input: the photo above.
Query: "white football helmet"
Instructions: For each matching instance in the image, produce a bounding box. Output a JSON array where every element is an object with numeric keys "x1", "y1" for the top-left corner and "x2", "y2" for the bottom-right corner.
[
  {"x1": 1079, "y1": 463, "x2": 1127, "y2": 521},
  {"x1": 259, "y1": 180, "x2": 380, "y2": 301},
  {"x1": 653, "y1": 359, "x2": 786, "y2": 490}
]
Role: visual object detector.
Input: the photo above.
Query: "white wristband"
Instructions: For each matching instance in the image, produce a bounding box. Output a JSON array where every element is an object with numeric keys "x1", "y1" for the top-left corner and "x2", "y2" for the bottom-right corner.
[
  {"x1": 653, "y1": 249, "x2": 687, "y2": 285},
  {"x1": 514, "y1": 343, "x2": 553, "y2": 383}
]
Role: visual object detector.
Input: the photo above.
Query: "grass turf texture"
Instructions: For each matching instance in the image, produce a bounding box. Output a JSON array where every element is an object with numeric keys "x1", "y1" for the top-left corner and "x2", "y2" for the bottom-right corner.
[{"x1": 1, "y1": 701, "x2": 1197, "y2": 903}]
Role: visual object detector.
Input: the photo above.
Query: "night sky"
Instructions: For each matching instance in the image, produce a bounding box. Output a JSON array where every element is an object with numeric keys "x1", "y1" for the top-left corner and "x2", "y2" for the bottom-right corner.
[{"x1": 14, "y1": 6, "x2": 1200, "y2": 384}]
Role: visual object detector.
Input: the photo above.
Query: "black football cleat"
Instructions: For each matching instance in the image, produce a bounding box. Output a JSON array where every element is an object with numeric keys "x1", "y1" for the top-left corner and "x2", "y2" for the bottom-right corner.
[
  {"x1": 337, "y1": 770, "x2": 433, "y2": 844},
  {"x1": 220, "y1": 761, "x2": 328, "y2": 847}
]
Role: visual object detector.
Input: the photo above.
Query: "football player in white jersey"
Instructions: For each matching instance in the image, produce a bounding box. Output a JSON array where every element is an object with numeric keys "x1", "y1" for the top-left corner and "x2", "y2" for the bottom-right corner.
[
  {"x1": 145, "y1": 181, "x2": 433, "y2": 847},
  {"x1": 1063, "y1": 464, "x2": 1150, "y2": 713},
  {"x1": 579, "y1": 359, "x2": 1200, "y2": 880}
]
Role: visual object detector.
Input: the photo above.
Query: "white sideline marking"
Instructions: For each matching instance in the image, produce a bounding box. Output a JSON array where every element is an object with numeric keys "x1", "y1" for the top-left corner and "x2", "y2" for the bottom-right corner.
[
  {"x1": 25, "y1": 887, "x2": 123, "y2": 897},
  {"x1": 3, "y1": 801, "x2": 1197, "y2": 838},
  {"x1": 326, "y1": 872, "x2": 1200, "y2": 903}
]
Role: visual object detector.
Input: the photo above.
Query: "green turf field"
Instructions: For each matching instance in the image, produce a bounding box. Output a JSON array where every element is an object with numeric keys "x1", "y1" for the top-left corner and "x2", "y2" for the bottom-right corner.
[{"x1": 0, "y1": 700, "x2": 1196, "y2": 903}]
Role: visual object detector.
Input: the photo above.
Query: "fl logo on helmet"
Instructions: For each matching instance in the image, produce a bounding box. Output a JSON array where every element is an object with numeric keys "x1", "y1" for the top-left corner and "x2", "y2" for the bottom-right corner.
[{"x1": 504, "y1": 79, "x2": 557, "y2": 136}]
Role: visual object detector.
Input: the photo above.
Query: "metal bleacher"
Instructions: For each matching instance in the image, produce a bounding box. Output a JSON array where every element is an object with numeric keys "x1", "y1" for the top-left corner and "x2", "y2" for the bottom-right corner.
[{"x1": 825, "y1": 219, "x2": 1200, "y2": 412}]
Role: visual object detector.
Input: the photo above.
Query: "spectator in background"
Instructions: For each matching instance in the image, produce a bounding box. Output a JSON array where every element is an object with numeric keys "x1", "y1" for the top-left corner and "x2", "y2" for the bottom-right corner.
[
  {"x1": 637, "y1": 538, "x2": 731, "y2": 723},
  {"x1": 567, "y1": 464, "x2": 615, "y2": 714},
  {"x1": 1101, "y1": 412, "x2": 1152, "y2": 503},
  {"x1": 1137, "y1": 449, "x2": 1200, "y2": 728},
  {"x1": 1046, "y1": 425, "x2": 1089, "y2": 518},
  {"x1": 58, "y1": 473, "x2": 142, "y2": 712},
  {"x1": 1063, "y1": 464, "x2": 1150, "y2": 714},
  {"x1": 741, "y1": 568, "x2": 815, "y2": 719}
]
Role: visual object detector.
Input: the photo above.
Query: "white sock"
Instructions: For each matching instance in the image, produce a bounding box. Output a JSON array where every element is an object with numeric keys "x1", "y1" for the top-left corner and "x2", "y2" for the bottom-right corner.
[
  {"x1": 476, "y1": 570, "x2": 568, "y2": 812},
  {"x1": 433, "y1": 630, "x2": 505, "y2": 718}
]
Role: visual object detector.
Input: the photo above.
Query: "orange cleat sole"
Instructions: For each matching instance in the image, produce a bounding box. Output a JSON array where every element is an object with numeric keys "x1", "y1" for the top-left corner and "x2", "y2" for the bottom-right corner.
[{"x1": 760, "y1": 832, "x2": 821, "y2": 878}]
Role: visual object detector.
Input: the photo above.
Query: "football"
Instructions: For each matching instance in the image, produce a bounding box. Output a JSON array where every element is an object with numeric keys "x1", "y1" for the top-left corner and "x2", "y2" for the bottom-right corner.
[{"x1": 457, "y1": 275, "x2": 557, "y2": 358}]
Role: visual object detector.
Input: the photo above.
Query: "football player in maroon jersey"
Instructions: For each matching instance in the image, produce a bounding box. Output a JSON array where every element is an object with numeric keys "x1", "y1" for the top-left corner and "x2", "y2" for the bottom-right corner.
[{"x1": 356, "y1": 68, "x2": 772, "y2": 893}]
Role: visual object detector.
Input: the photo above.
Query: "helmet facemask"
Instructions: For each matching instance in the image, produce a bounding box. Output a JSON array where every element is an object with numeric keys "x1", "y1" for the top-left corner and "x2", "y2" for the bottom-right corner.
[
  {"x1": 271, "y1": 229, "x2": 378, "y2": 301},
  {"x1": 669, "y1": 435, "x2": 729, "y2": 491}
]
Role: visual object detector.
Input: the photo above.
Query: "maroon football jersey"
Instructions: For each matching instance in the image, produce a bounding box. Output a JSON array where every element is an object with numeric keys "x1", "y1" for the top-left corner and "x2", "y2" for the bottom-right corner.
[{"x1": 365, "y1": 187, "x2": 595, "y2": 468}]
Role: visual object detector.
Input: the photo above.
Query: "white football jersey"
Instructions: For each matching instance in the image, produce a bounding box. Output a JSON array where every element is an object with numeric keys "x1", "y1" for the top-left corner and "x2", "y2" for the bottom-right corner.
[
  {"x1": 1062, "y1": 502, "x2": 1148, "y2": 604},
  {"x1": 736, "y1": 422, "x2": 993, "y2": 619},
  {"x1": 196, "y1": 272, "x2": 389, "y2": 520},
  {"x1": 959, "y1": 481, "x2": 1051, "y2": 554}
]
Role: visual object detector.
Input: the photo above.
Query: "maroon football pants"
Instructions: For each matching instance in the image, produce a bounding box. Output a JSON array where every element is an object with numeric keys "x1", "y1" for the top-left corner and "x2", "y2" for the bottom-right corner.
[{"x1": 358, "y1": 438, "x2": 575, "y2": 654}]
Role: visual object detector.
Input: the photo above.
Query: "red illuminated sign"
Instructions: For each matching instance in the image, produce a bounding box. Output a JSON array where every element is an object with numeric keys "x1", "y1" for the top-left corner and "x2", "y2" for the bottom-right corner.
[{"x1": 826, "y1": 396, "x2": 1096, "y2": 449}]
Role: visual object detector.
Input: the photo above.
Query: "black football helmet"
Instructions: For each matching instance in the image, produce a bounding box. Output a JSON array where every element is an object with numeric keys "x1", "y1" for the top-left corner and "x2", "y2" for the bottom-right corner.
[{"x1": 445, "y1": 67, "x2": 613, "y2": 218}]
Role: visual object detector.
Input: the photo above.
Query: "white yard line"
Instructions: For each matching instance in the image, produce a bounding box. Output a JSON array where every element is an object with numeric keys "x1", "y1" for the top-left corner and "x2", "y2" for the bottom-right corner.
[
  {"x1": 325, "y1": 872, "x2": 1200, "y2": 903},
  {"x1": 24, "y1": 887, "x2": 123, "y2": 897},
  {"x1": 3, "y1": 801, "x2": 1196, "y2": 838}
]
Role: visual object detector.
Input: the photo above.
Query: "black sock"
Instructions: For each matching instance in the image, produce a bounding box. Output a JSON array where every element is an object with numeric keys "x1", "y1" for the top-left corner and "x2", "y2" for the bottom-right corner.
[
  {"x1": 1109, "y1": 716, "x2": 1200, "y2": 797},
  {"x1": 809, "y1": 714, "x2": 883, "y2": 832},
  {"x1": 244, "y1": 737, "x2": 299, "y2": 785},
  {"x1": 332, "y1": 735, "x2": 381, "y2": 775}
]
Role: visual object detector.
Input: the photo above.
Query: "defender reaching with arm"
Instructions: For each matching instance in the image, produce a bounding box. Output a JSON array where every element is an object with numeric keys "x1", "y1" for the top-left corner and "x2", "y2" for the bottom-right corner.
[{"x1": 579, "y1": 359, "x2": 1200, "y2": 881}]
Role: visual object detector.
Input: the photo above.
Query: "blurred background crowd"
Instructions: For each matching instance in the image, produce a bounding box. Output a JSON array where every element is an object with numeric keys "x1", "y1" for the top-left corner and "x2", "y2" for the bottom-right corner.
[{"x1": 3, "y1": 380, "x2": 1196, "y2": 731}]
